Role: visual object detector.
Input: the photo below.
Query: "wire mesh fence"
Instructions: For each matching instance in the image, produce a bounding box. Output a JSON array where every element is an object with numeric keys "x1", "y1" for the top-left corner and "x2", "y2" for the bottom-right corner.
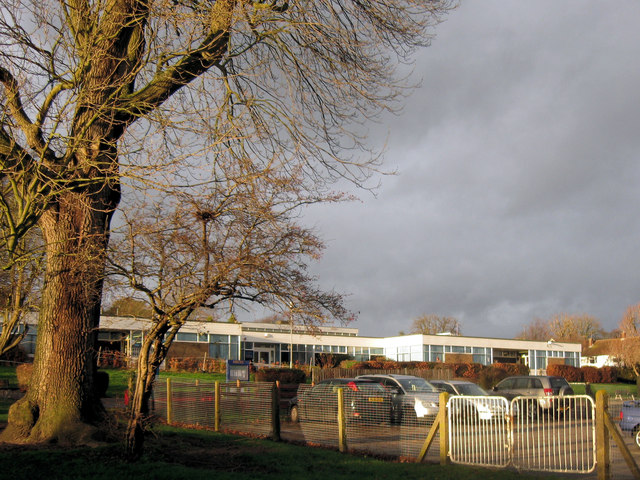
[
  {"x1": 148, "y1": 378, "x2": 640, "y2": 478},
  {"x1": 605, "y1": 398, "x2": 640, "y2": 480},
  {"x1": 153, "y1": 379, "x2": 276, "y2": 437},
  {"x1": 294, "y1": 383, "x2": 439, "y2": 460}
]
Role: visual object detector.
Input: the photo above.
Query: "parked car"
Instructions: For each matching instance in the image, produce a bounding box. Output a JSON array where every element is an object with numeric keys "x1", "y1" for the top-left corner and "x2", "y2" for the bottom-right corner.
[
  {"x1": 356, "y1": 374, "x2": 440, "y2": 424},
  {"x1": 430, "y1": 379, "x2": 506, "y2": 421},
  {"x1": 491, "y1": 375, "x2": 574, "y2": 418},
  {"x1": 619, "y1": 400, "x2": 640, "y2": 448},
  {"x1": 294, "y1": 378, "x2": 391, "y2": 424}
]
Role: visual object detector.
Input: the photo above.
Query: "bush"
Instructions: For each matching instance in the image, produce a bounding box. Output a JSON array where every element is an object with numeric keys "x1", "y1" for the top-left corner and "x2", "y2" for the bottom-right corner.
[
  {"x1": 599, "y1": 366, "x2": 618, "y2": 383},
  {"x1": 617, "y1": 367, "x2": 637, "y2": 383},
  {"x1": 581, "y1": 366, "x2": 599, "y2": 383},
  {"x1": 315, "y1": 353, "x2": 351, "y2": 369},
  {"x1": 255, "y1": 367, "x2": 306, "y2": 384},
  {"x1": 98, "y1": 350, "x2": 129, "y2": 369},
  {"x1": 547, "y1": 364, "x2": 582, "y2": 382},
  {"x1": 478, "y1": 365, "x2": 510, "y2": 390}
]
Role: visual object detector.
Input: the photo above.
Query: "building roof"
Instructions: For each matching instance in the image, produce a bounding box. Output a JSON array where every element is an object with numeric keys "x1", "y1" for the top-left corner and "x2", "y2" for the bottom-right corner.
[{"x1": 582, "y1": 338, "x2": 622, "y2": 357}]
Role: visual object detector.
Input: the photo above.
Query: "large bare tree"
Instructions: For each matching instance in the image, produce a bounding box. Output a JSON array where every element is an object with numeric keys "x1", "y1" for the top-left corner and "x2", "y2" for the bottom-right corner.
[
  {"x1": 0, "y1": 0, "x2": 453, "y2": 444},
  {"x1": 615, "y1": 303, "x2": 640, "y2": 385},
  {"x1": 410, "y1": 314, "x2": 461, "y2": 335},
  {"x1": 517, "y1": 313, "x2": 602, "y2": 346},
  {"x1": 109, "y1": 156, "x2": 350, "y2": 457}
]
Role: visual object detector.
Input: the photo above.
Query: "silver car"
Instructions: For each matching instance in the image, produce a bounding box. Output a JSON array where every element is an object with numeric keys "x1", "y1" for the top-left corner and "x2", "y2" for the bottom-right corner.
[
  {"x1": 356, "y1": 374, "x2": 440, "y2": 424},
  {"x1": 431, "y1": 379, "x2": 506, "y2": 420},
  {"x1": 491, "y1": 375, "x2": 574, "y2": 418}
]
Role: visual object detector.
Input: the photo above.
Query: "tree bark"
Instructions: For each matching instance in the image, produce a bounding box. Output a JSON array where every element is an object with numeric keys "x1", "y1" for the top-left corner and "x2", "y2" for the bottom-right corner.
[{"x1": 0, "y1": 182, "x2": 118, "y2": 443}]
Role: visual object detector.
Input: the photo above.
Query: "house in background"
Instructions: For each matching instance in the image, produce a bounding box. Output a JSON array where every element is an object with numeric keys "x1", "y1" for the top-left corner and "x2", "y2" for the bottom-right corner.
[{"x1": 580, "y1": 338, "x2": 622, "y2": 368}]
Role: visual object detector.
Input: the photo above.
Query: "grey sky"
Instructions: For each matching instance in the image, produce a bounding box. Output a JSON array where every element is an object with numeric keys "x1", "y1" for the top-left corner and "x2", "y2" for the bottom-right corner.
[{"x1": 296, "y1": 1, "x2": 640, "y2": 339}]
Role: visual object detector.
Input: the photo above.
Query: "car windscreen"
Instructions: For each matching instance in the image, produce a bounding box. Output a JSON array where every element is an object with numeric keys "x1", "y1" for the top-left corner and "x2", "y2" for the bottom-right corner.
[
  {"x1": 549, "y1": 377, "x2": 569, "y2": 388},
  {"x1": 398, "y1": 378, "x2": 438, "y2": 393},
  {"x1": 456, "y1": 383, "x2": 488, "y2": 396},
  {"x1": 356, "y1": 384, "x2": 386, "y2": 394}
]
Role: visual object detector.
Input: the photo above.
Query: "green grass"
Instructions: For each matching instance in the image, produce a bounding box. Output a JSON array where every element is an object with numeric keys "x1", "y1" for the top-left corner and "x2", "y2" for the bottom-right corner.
[
  {"x1": 571, "y1": 382, "x2": 638, "y2": 397},
  {"x1": 0, "y1": 367, "x2": 622, "y2": 479},
  {"x1": 0, "y1": 424, "x2": 568, "y2": 480}
]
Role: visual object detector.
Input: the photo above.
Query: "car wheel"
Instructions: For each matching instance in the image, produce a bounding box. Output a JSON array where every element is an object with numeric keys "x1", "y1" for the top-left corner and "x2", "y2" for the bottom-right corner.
[
  {"x1": 526, "y1": 401, "x2": 537, "y2": 420},
  {"x1": 636, "y1": 428, "x2": 640, "y2": 448},
  {"x1": 290, "y1": 404, "x2": 299, "y2": 423}
]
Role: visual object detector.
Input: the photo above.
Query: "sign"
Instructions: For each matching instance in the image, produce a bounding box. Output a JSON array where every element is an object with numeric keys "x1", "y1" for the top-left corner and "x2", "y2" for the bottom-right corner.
[{"x1": 226, "y1": 360, "x2": 250, "y2": 382}]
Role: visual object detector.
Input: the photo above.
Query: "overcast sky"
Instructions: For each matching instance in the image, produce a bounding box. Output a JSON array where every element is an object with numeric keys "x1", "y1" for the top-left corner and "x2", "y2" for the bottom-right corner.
[{"x1": 280, "y1": 1, "x2": 640, "y2": 340}]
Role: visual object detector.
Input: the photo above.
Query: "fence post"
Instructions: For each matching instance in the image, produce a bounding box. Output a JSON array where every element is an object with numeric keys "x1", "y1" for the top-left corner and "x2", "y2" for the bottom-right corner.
[
  {"x1": 439, "y1": 391, "x2": 449, "y2": 465},
  {"x1": 596, "y1": 390, "x2": 610, "y2": 480},
  {"x1": 417, "y1": 391, "x2": 448, "y2": 463},
  {"x1": 214, "y1": 381, "x2": 220, "y2": 432},
  {"x1": 166, "y1": 377, "x2": 173, "y2": 425},
  {"x1": 337, "y1": 388, "x2": 347, "y2": 453},
  {"x1": 271, "y1": 382, "x2": 281, "y2": 441}
]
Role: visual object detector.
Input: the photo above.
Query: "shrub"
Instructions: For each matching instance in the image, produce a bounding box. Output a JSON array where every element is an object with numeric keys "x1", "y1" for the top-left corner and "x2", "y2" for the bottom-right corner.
[
  {"x1": 617, "y1": 367, "x2": 637, "y2": 384},
  {"x1": 98, "y1": 350, "x2": 129, "y2": 369},
  {"x1": 338, "y1": 360, "x2": 359, "y2": 369},
  {"x1": 547, "y1": 364, "x2": 582, "y2": 382},
  {"x1": 255, "y1": 367, "x2": 306, "y2": 384},
  {"x1": 581, "y1": 366, "x2": 600, "y2": 383},
  {"x1": 316, "y1": 353, "x2": 351, "y2": 369},
  {"x1": 493, "y1": 362, "x2": 529, "y2": 376},
  {"x1": 478, "y1": 365, "x2": 509, "y2": 390},
  {"x1": 599, "y1": 366, "x2": 618, "y2": 383}
]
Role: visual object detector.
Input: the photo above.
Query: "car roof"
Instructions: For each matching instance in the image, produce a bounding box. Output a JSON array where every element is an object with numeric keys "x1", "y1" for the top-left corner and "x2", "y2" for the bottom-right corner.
[
  {"x1": 319, "y1": 378, "x2": 375, "y2": 383},
  {"x1": 357, "y1": 374, "x2": 427, "y2": 380},
  {"x1": 431, "y1": 380, "x2": 476, "y2": 385}
]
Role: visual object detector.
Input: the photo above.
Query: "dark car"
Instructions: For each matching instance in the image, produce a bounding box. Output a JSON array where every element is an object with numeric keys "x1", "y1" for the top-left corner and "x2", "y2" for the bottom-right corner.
[
  {"x1": 293, "y1": 378, "x2": 391, "y2": 424},
  {"x1": 492, "y1": 375, "x2": 574, "y2": 418},
  {"x1": 356, "y1": 374, "x2": 440, "y2": 424}
]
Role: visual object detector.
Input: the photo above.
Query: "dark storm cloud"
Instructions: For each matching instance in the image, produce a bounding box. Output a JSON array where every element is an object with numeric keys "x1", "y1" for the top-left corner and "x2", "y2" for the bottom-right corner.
[{"x1": 301, "y1": 1, "x2": 640, "y2": 338}]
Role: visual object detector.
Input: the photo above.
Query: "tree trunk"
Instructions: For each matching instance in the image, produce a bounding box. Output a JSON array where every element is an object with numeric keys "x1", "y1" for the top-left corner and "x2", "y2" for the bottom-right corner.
[
  {"x1": 125, "y1": 371, "x2": 155, "y2": 460},
  {"x1": 0, "y1": 184, "x2": 117, "y2": 444},
  {"x1": 125, "y1": 336, "x2": 159, "y2": 460}
]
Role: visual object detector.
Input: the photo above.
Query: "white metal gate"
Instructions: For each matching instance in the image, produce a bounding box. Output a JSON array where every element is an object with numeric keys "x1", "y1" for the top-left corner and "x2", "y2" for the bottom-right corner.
[{"x1": 448, "y1": 394, "x2": 596, "y2": 474}]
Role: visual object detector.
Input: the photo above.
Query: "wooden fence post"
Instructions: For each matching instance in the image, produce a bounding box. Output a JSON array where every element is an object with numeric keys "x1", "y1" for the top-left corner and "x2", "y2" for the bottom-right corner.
[
  {"x1": 337, "y1": 388, "x2": 347, "y2": 453},
  {"x1": 439, "y1": 391, "x2": 449, "y2": 465},
  {"x1": 166, "y1": 377, "x2": 173, "y2": 425},
  {"x1": 271, "y1": 382, "x2": 281, "y2": 441},
  {"x1": 214, "y1": 381, "x2": 220, "y2": 432},
  {"x1": 596, "y1": 390, "x2": 610, "y2": 480}
]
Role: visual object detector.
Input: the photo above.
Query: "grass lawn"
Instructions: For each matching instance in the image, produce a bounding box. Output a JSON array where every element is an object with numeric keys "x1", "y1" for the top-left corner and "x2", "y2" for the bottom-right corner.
[
  {"x1": 0, "y1": 366, "x2": 624, "y2": 479},
  {"x1": 0, "y1": 423, "x2": 570, "y2": 480},
  {"x1": 571, "y1": 382, "x2": 638, "y2": 397}
]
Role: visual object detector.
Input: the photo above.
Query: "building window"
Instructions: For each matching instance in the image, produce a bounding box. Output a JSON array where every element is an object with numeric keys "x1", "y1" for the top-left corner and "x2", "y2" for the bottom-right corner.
[{"x1": 176, "y1": 332, "x2": 197, "y2": 342}]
